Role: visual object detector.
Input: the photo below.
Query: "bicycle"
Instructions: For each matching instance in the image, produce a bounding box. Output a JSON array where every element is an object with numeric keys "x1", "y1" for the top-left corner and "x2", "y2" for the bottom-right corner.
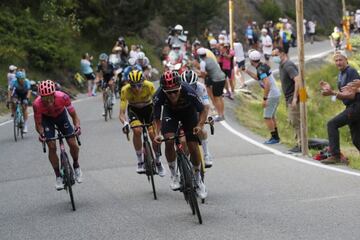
[
  {"x1": 103, "y1": 85, "x2": 113, "y2": 121},
  {"x1": 124, "y1": 123, "x2": 158, "y2": 200},
  {"x1": 13, "y1": 99, "x2": 25, "y2": 142},
  {"x1": 42, "y1": 127, "x2": 81, "y2": 211},
  {"x1": 161, "y1": 122, "x2": 203, "y2": 224}
]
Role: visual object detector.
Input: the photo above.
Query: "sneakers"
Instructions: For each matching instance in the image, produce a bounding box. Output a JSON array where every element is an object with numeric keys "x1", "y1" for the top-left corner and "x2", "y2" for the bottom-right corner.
[
  {"x1": 288, "y1": 145, "x2": 301, "y2": 153},
  {"x1": 23, "y1": 123, "x2": 28, "y2": 133},
  {"x1": 102, "y1": 112, "x2": 106, "y2": 117},
  {"x1": 156, "y1": 161, "x2": 166, "y2": 177},
  {"x1": 74, "y1": 167, "x2": 83, "y2": 183},
  {"x1": 196, "y1": 179, "x2": 208, "y2": 199},
  {"x1": 55, "y1": 177, "x2": 64, "y2": 191},
  {"x1": 136, "y1": 162, "x2": 145, "y2": 174},
  {"x1": 214, "y1": 115, "x2": 225, "y2": 122},
  {"x1": 264, "y1": 137, "x2": 280, "y2": 144},
  {"x1": 204, "y1": 154, "x2": 213, "y2": 168},
  {"x1": 320, "y1": 155, "x2": 341, "y2": 165},
  {"x1": 170, "y1": 174, "x2": 181, "y2": 191}
]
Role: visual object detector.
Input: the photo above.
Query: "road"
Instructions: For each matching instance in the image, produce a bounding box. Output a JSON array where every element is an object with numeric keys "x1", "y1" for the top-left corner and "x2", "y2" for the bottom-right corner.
[{"x1": 2, "y1": 41, "x2": 360, "y2": 240}]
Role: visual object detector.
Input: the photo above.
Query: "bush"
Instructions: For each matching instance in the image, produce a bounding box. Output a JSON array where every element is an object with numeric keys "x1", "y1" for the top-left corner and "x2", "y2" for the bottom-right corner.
[{"x1": 258, "y1": 0, "x2": 283, "y2": 22}]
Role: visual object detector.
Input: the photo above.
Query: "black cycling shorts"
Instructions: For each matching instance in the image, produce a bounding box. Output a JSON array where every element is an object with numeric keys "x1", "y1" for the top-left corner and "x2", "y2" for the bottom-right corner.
[
  {"x1": 84, "y1": 72, "x2": 96, "y2": 81},
  {"x1": 42, "y1": 110, "x2": 74, "y2": 139},
  {"x1": 212, "y1": 80, "x2": 225, "y2": 97},
  {"x1": 128, "y1": 104, "x2": 153, "y2": 126},
  {"x1": 161, "y1": 106, "x2": 198, "y2": 142}
]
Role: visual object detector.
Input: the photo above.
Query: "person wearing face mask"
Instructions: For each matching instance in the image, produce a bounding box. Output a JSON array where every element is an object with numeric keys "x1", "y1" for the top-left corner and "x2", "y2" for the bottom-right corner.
[{"x1": 272, "y1": 47, "x2": 301, "y2": 153}]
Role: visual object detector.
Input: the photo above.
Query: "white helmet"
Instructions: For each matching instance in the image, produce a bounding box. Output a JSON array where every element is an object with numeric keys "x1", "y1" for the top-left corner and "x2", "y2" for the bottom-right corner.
[
  {"x1": 128, "y1": 58, "x2": 136, "y2": 66},
  {"x1": 9, "y1": 65, "x2": 17, "y2": 71},
  {"x1": 248, "y1": 50, "x2": 262, "y2": 61},
  {"x1": 209, "y1": 39, "x2": 217, "y2": 45},
  {"x1": 196, "y1": 47, "x2": 206, "y2": 56},
  {"x1": 174, "y1": 24, "x2": 183, "y2": 31},
  {"x1": 137, "y1": 52, "x2": 145, "y2": 60}
]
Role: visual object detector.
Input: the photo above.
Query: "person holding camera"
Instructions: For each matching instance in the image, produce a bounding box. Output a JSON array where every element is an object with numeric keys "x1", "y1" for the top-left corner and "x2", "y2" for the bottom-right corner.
[{"x1": 80, "y1": 53, "x2": 96, "y2": 96}]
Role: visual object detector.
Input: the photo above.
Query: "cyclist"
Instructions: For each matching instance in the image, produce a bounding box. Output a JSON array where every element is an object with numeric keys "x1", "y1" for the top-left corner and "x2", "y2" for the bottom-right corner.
[
  {"x1": 7, "y1": 65, "x2": 17, "y2": 89},
  {"x1": 123, "y1": 58, "x2": 143, "y2": 82},
  {"x1": 119, "y1": 70, "x2": 165, "y2": 176},
  {"x1": 181, "y1": 70, "x2": 213, "y2": 168},
  {"x1": 330, "y1": 27, "x2": 343, "y2": 51},
  {"x1": 153, "y1": 71, "x2": 208, "y2": 199},
  {"x1": 95, "y1": 53, "x2": 117, "y2": 114},
  {"x1": 33, "y1": 80, "x2": 82, "y2": 190},
  {"x1": 7, "y1": 71, "x2": 31, "y2": 133}
]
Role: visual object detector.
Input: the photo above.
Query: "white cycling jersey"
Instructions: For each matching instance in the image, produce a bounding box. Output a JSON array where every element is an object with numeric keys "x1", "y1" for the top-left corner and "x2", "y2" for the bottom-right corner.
[{"x1": 193, "y1": 82, "x2": 210, "y2": 106}]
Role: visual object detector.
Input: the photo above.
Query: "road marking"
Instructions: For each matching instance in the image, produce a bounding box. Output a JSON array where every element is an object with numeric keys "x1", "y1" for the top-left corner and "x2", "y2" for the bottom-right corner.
[{"x1": 220, "y1": 121, "x2": 360, "y2": 177}]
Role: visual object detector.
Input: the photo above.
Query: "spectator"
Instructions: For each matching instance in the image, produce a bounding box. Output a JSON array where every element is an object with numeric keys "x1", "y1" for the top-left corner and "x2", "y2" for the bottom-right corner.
[
  {"x1": 355, "y1": 9, "x2": 360, "y2": 33},
  {"x1": 219, "y1": 43, "x2": 235, "y2": 99},
  {"x1": 7, "y1": 65, "x2": 17, "y2": 90},
  {"x1": 272, "y1": 47, "x2": 301, "y2": 153},
  {"x1": 233, "y1": 38, "x2": 246, "y2": 88},
  {"x1": 197, "y1": 47, "x2": 226, "y2": 121},
  {"x1": 308, "y1": 19, "x2": 316, "y2": 44},
  {"x1": 245, "y1": 50, "x2": 281, "y2": 144},
  {"x1": 129, "y1": 45, "x2": 139, "y2": 59},
  {"x1": 80, "y1": 53, "x2": 96, "y2": 96},
  {"x1": 260, "y1": 28, "x2": 273, "y2": 65},
  {"x1": 112, "y1": 36, "x2": 129, "y2": 60},
  {"x1": 319, "y1": 51, "x2": 360, "y2": 164}
]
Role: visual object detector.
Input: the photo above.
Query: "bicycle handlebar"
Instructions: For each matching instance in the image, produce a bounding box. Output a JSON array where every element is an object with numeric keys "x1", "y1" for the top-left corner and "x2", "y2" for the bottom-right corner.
[
  {"x1": 123, "y1": 123, "x2": 153, "y2": 141},
  {"x1": 42, "y1": 132, "x2": 81, "y2": 153}
]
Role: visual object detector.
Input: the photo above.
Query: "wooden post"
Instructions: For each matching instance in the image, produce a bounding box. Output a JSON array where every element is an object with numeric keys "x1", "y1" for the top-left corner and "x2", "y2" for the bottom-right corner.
[
  {"x1": 229, "y1": 0, "x2": 234, "y2": 49},
  {"x1": 295, "y1": 0, "x2": 309, "y2": 155}
]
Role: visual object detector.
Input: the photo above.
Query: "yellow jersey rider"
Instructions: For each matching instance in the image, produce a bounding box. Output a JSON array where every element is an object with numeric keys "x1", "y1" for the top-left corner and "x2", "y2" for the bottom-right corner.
[{"x1": 119, "y1": 70, "x2": 166, "y2": 176}]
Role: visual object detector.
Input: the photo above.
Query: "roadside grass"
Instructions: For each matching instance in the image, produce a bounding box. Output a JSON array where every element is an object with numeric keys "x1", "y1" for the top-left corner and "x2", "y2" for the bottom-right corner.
[{"x1": 236, "y1": 50, "x2": 360, "y2": 170}]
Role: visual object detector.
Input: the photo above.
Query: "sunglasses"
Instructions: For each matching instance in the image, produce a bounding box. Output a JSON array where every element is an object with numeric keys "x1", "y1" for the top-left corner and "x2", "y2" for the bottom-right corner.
[
  {"x1": 130, "y1": 83, "x2": 143, "y2": 89},
  {"x1": 163, "y1": 87, "x2": 181, "y2": 95}
]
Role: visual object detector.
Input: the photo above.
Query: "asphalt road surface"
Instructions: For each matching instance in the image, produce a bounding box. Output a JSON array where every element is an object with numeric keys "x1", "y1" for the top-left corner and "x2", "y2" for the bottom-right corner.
[{"x1": 2, "y1": 41, "x2": 360, "y2": 240}]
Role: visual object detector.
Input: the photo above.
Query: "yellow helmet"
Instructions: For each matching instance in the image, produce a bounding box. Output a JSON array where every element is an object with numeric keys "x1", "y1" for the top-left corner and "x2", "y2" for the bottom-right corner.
[{"x1": 128, "y1": 69, "x2": 144, "y2": 84}]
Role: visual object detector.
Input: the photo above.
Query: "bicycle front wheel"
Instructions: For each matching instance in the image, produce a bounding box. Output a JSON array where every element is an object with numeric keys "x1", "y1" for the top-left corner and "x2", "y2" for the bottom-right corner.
[
  {"x1": 144, "y1": 141, "x2": 157, "y2": 200},
  {"x1": 13, "y1": 112, "x2": 17, "y2": 142},
  {"x1": 61, "y1": 152, "x2": 76, "y2": 211}
]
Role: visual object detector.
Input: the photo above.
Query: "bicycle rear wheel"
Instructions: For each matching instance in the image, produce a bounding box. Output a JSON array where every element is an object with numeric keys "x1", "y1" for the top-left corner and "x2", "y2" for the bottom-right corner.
[
  {"x1": 104, "y1": 101, "x2": 108, "y2": 121},
  {"x1": 144, "y1": 141, "x2": 157, "y2": 200},
  {"x1": 61, "y1": 152, "x2": 76, "y2": 211}
]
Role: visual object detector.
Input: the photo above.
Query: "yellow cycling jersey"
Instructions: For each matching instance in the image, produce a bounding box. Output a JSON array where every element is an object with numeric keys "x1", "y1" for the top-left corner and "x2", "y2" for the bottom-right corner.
[{"x1": 120, "y1": 80, "x2": 156, "y2": 111}]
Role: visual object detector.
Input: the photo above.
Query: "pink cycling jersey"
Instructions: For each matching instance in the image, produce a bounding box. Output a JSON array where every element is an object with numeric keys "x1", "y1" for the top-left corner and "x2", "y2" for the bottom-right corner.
[{"x1": 33, "y1": 91, "x2": 75, "y2": 124}]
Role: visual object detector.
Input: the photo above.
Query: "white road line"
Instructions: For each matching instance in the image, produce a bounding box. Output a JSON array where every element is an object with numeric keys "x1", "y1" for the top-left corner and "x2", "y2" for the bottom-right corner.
[{"x1": 220, "y1": 121, "x2": 360, "y2": 177}]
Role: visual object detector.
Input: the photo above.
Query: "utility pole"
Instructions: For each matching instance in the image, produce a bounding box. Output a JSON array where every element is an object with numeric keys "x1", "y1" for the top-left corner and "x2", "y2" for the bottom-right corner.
[
  {"x1": 229, "y1": 0, "x2": 234, "y2": 49},
  {"x1": 295, "y1": 0, "x2": 309, "y2": 155},
  {"x1": 342, "y1": 0, "x2": 352, "y2": 51}
]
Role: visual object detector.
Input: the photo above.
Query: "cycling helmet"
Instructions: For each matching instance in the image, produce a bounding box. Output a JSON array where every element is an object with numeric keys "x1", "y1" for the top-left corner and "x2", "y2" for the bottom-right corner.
[
  {"x1": 181, "y1": 70, "x2": 198, "y2": 85},
  {"x1": 174, "y1": 24, "x2": 183, "y2": 31},
  {"x1": 99, "y1": 53, "x2": 109, "y2": 61},
  {"x1": 38, "y1": 80, "x2": 56, "y2": 96},
  {"x1": 15, "y1": 71, "x2": 26, "y2": 79},
  {"x1": 9, "y1": 65, "x2": 17, "y2": 71},
  {"x1": 137, "y1": 52, "x2": 145, "y2": 60},
  {"x1": 128, "y1": 70, "x2": 144, "y2": 84},
  {"x1": 160, "y1": 71, "x2": 181, "y2": 90},
  {"x1": 128, "y1": 57, "x2": 136, "y2": 66}
]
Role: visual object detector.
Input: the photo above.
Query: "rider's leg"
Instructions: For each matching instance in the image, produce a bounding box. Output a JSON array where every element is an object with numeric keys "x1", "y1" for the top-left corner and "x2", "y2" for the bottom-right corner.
[
  {"x1": 132, "y1": 127, "x2": 143, "y2": 162},
  {"x1": 198, "y1": 129, "x2": 210, "y2": 158},
  {"x1": 66, "y1": 137, "x2": 80, "y2": 168},
  {"x1": 164, "y1": 133, "x2": 176, "y2": 175},
  {"x1": 47, "y1": 140, "x2": 61, "y2": 177}
]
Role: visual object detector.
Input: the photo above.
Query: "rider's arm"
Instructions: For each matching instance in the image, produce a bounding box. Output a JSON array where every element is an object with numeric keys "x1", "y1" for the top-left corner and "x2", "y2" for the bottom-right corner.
[
  {"x1": 119, "y1": 87, "x2": 128, "y2": 124},
  {"x1": 152, "y1": 89, "x2": 164, "y2": 136},
  {"x1": 68, "y1": 110, "x2": 80, "y2": 129},
  {"x1": 33, "y1": 103, "x2": 44, "y2": 135},
  {"x1": 63, "y1": 93, "x2": 80, "y2": 128},
  {"x1": 26, "y1": 80, "x2": 31, "y2": 99}
]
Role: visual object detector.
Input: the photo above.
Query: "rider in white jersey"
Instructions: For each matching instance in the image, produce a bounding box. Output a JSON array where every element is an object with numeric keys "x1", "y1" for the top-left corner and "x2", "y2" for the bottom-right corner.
[{"x1": 181, "y1": 70, "x2": 213, "y2": 167}]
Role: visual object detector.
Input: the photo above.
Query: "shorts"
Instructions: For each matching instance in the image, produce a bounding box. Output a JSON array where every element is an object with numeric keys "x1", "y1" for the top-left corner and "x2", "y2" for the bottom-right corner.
[
  {"x1": 84, "y1": 72, "x2": 95, "y2": 81},
  {"x1": 11, "y1": 92, "x2": 28, "y2": 105},
  {"x1": 236, "y1": 60, "x2": 245, "y2": 69},
  {"x1": 101, "y1": 79, "x2": 112, "y2": 89},
  {"x1": 128, "y1": 104, "x2": 153, "y2": 127},
  {"x1": 263, "y1": 97, "x2": 280, "y2": 119},
  {"x1": 204, "y1": 76, "x2": 213, "y2": 87},
  {"x1": 212, "y1": 80, "x2": 225, "y2": 97},
  {"x1": 161, "y1": 106, "x2": 198, "y2": 142},
  {"x1": 42, "y1": 110, "x2": 74, "y2": 139},
  {"x1": 223, "y1": 69, "x2": 232, "y2": 79}
]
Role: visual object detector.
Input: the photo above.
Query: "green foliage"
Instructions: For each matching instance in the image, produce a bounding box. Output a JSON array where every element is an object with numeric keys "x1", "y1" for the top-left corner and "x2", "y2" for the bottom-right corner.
[
  {"x1": 284, "y1": 8, "x2": 296, "y2": 21},
  {"x1": 159, "y1": 0, "x2": 222, "y2": 37},
  {"x1": 258, "y1": 0, "x2": 283, "y2": 22}
]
